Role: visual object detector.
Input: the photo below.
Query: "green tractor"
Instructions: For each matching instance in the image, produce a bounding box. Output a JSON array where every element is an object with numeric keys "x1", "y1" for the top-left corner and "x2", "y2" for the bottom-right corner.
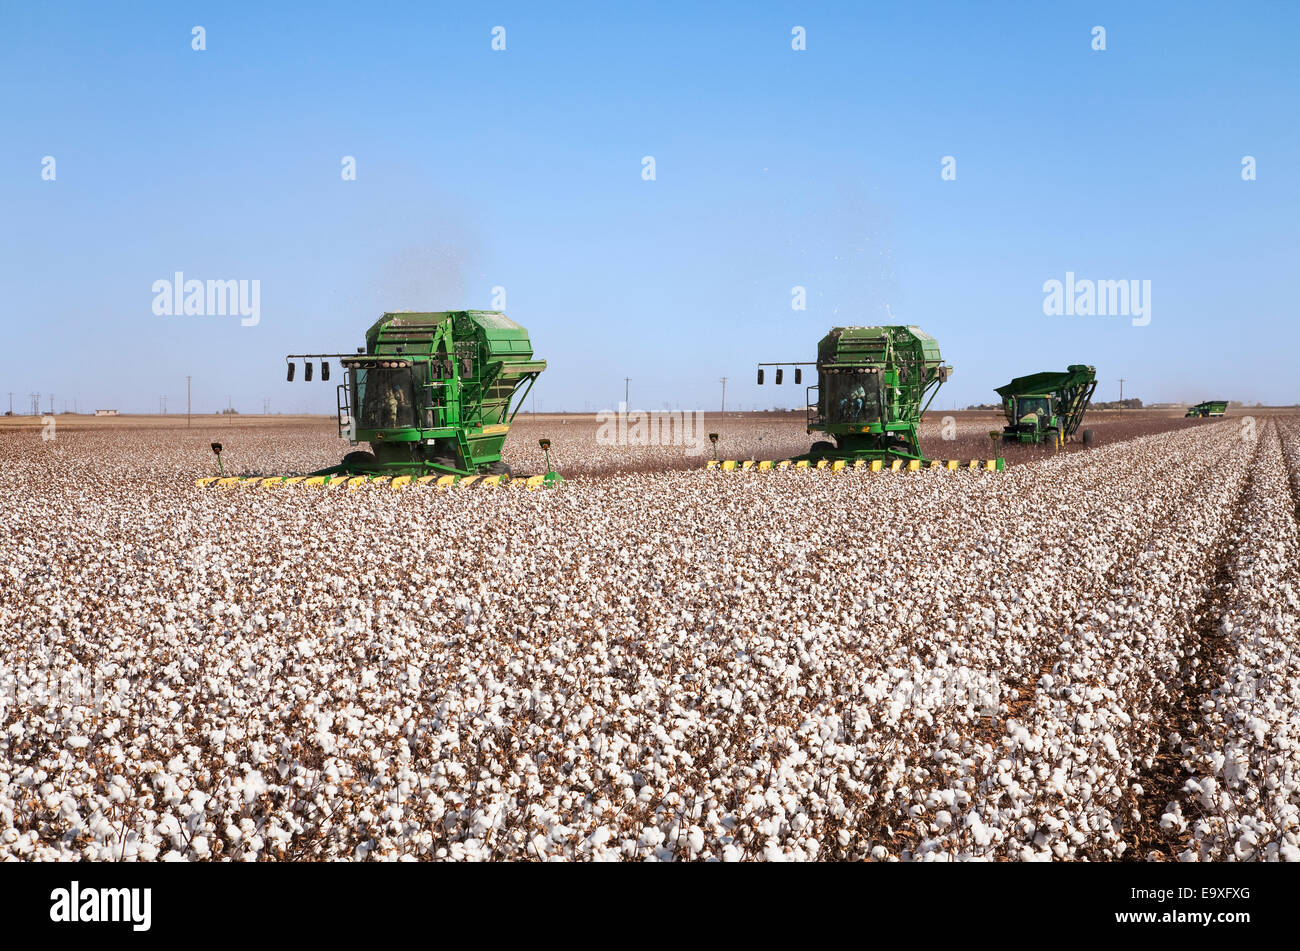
[
  {"x1": 1185, "y1": 400, "x2": 1228, "y2": 418},
  {"x1": 286, "y1": 310, "x2": 560, "y2": 484},
  {"x1": 995, "y1": 365, "x2": 1097, "y2": 446},
  {"x1": 757, "y1": 325, "x2": 966, "y2": 464}
]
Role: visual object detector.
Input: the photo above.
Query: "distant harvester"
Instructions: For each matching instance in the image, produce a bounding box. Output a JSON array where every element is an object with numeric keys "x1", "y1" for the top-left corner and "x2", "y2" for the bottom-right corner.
[{"x1": 93, "y1": 409, "x2": 119, "y2": 416}]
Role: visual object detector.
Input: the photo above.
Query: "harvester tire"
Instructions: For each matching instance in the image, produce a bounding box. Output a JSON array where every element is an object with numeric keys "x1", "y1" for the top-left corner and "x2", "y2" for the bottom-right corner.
[
  {"x1": 341, "y1": 450, "x2": 378, "y2": 470},
  {"x1": 1082, "y1": 429, "x2": 1096, "y2": 447},
  {"x1": 810, "y1": 441, "x2": 836, "y2": 456},
  {"x1": 488, "y1": 461, "x2": 512, "y2": 478}
]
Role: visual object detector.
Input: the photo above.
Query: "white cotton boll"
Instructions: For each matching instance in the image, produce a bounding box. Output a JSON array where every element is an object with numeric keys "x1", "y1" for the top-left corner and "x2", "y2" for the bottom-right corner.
[{"x1": 242, "y1": 770, "x2": 267, "y2": 804}]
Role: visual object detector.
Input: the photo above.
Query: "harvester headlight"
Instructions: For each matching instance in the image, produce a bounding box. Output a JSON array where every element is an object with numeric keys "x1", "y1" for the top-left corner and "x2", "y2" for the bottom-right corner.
[
  {"x1": 321, "y1": 361, "x2": 330, "y2": 381},
  {"x1": 775, "y1": 368, "x2": 783, "y2": 384},
  {"x1": 305, "y1": 361, "x2": 313, "y2": 381},
  {"x1": 210, "y1": 443, "x2": 222, "y2": 454},
  {"x1": 539, "y1": 439, "x2": 551, "y2": 450},
  {"x1": 757, "y1": 368, "x2": 764, "y2": 384},
  {"x1": 794, "y1": 368, "x2": 802, "y2": 384},
  {"x1": 286, "y1": 362, "x2": 295, "y2": 382},
  {"x1": 708, "y1": 433, "x2": 718, "y2": 444}
]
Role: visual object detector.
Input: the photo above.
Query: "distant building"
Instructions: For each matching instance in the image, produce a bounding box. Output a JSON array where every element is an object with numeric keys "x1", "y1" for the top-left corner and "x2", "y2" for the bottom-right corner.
[{"x1": 93, "y1": 409, "x2": 119, "y2": 416}]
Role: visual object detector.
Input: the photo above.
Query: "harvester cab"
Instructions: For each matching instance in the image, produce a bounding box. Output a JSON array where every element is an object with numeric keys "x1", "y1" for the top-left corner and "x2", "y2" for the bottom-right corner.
[
  {"x1": 1185, "y1": 400, "x2": 1228, "y2": 418},
  {"x1": 758, "y1": 325, "x2": 957, "y2": 464},
  {"x1": 995, "y1": 365, "x2": 1097, "y2": 446},
  {"x1": 285, "y1": 310, "x2": 561, "y2": 485}
]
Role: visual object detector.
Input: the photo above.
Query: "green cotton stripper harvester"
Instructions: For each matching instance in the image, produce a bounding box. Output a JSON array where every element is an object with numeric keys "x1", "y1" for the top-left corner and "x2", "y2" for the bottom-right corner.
[
  {"x1": 1185, "y1": 400, "x2": 1228, "y2": 418},
  {"x1": 197, "y1": 310, "x2": 561, "y2": 490},
  {"x1": 995, "y1": 365, "x2": 1097, "y2": 447},
  {"x1": 709, "y1": 324, "x2": 1005, "y2": 472}
]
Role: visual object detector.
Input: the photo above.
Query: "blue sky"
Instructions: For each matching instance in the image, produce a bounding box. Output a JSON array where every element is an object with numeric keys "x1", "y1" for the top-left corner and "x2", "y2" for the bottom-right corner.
[{"x1": 2, "y1": 1, "x2": 1297, "y2": 414}]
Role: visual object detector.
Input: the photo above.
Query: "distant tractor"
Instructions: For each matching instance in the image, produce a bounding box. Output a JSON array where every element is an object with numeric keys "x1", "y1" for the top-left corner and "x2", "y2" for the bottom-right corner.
[
  {"x1": 756, "y1": 325, "x2": 960, "y2": 464},
  {"x1": 1185, "y1": 400, "x2": 1228, "y2": 418},
  {"x1": 996, "y1": 365, "x2": 1097, "y2": 447},
  {"x1": 285, "y1": 310, "x2": 559, "y2": 483}
]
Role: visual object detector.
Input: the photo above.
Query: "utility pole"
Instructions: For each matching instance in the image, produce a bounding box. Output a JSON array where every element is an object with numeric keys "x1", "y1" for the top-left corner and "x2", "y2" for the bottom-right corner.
[
  {"x1": 226, "y1": 395, "x2": 232, "y2": 414},
  {"x1": 7, "y1": 393, "x2": 12, "y2": 414},
  {"x1": 719, "y1": 376, "x2": 727, "y2": 416},
  {"x1": 30, "y1": 393, "x2": 39, "y2": 416},
  {"x1": 624, "y1": 377, "x2": 630, "y2": 410},
  {"x1": 49, "y1": 394, "x2": 54, "y2": 415},
  {"x1": 1118, "y1": 378, "x2": 1125, "y2": 402},
  {"x1": 186, "y1": 376, "x2": 191, "y2": 427}
]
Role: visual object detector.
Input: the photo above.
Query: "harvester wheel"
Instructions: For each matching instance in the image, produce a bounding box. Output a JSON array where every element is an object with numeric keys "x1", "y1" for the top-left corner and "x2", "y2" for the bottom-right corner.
[
  {"x1": 341, "y1": 450, "x2": 377, "y2": 470},
  {"x1": 488, "y1": 461, "x2": 513, "y2": 478},
  {"x1": 809, "y1": 441, "x2": 836, "y2": 456},
  {"x1": 1082, "y1": 429, "x2": 1096, "y2": 447}
]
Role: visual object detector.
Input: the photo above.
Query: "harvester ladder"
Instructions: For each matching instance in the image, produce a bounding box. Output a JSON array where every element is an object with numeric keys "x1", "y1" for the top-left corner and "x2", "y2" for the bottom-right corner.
[{"x1": 336, "y1": 381, "x2": 351, "y2": 439}]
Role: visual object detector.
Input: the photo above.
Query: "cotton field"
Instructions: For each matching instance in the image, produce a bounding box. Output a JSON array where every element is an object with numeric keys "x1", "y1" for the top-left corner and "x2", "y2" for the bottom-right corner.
[{"x1": 2, "y1": 414, "x2": 1299, "y2": 861}]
